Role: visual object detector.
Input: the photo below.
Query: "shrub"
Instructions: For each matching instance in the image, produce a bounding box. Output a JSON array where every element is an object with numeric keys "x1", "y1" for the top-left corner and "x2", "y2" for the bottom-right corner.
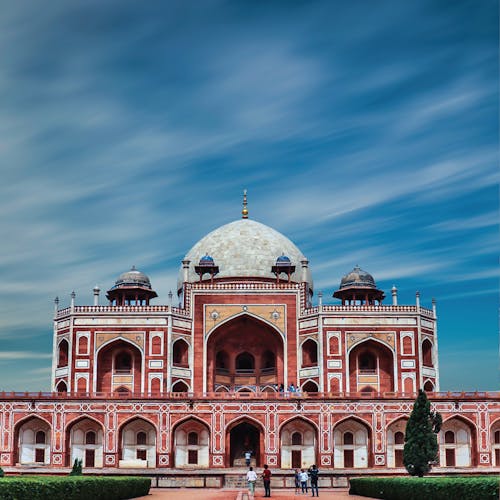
[
  {"x1": 69, "y1": 458, "x2": 83, "y2": 476},
  {"x1": 349, "y1": 476, "x2": 500, "y2": 500},
  {"x1": 0, "y1": 476, "x2": 151, "y2": 500},
  {"x1": 0, "y1": 466, "x2": 4, "y2": 478}
]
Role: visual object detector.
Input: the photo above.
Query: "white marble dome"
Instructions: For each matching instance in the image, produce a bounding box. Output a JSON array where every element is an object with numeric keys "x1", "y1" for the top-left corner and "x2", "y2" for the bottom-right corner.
[{"x1": 178, "y1": 219, "x2": 313, "y2": 292}]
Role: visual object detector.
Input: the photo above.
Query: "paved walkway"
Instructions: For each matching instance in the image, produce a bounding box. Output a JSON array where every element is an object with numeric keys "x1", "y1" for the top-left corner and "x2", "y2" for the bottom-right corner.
[{"x1": 134, "y1": 487, "x2": 375, "y2": 499}]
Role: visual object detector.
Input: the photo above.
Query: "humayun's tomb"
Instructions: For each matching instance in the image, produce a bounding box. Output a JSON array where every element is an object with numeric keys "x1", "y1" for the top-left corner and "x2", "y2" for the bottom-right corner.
[{"x1": 1, "y1": 194, "x2": 499, "y2": 486}]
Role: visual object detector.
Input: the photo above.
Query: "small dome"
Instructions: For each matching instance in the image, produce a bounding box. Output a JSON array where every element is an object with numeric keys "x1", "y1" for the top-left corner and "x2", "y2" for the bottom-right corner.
[
  {"x1": 276, "y1": 254, "x2": 291, "y2": 265},
  {"x1": 339, "y1": 265, "x2": 376, "y2": 290},
  {"x1": 199, "y1": 254, "x2": 215, "y2": 265},
  {"x1": 114, "y1": 266, "x2": 153, "y2": 290}
]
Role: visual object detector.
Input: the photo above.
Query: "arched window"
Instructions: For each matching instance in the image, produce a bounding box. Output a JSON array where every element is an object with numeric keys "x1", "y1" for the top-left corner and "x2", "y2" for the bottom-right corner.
[
  {"x1": 137, "y1": 431, "x2": 147, "y2": 445},
  {"x1": 403, "y1": 377, "x2": 414, "y2": 394},
  {"x1": 35, "y1": 430, "x2": 46, "y2": 444},
  {"x1": 58, "y1": 340, "x2": 69, "y2": 368},
  {"x1": 422, "y1": 340, "x2": 433, "y2": 367},
  {"x1": 216, "y1": 350, "x2": 229, "y2": 372},
  {"x1": 302, "y1": 339, "x2": 318, "y2": 367},
  {"x1": 329, "y1": 335, "x2": 339, "y2": 355},
  {"x1": 402, "y1": 336, "x2": 412, "y2": 355},
  {"x1": 151, "y1": 336, "x2": 162, "y2": 355},
  {"x1": 235, "y1": 352, "x2": 255, "y2": 371},
  {"x1": 172, "y1": 380, "x2": 189, "y2": 393},
  {"x1": 150, "y1": 378, "x2": 161, "y2": 394},
  {"x1": 291, "y1": 432, "x2": 302, "y2": 445},
  {"x1": 262, "y1": 350, "x2": 276, "y2": 371},
  {"x1": 394, "y1": 431, "x2": 404, "y2": 445},
  {"x1": 423, "y1": 380, "x2": 435, "y2": 392},
  {"x1": 343, "y1": 432, "x2": 354, "y2": 445},
  {"x1": 115, "y1": 386, "x2": 131, "y2": 394},
  {"x1": 495, "y1": 430, "x2": 500, "y2": 444},
  {"x1": 359, "y1": 352, "x2": 376, "y2": 372},
  {"x1": 188, "y1": 432, "x2": 198, "y2": 446},
  {"x1": 360, "y1": 386, "x2": 376, "y2": 393},
  {"x1": 56, "y1": 380, "x2": 67, "y2": 393},
  {"x1": 85, "y1": 431, "x2": 96, "y2": 445},
  {"x1": 329, "y1": 377, "x2": 340, "y2": 392},
  {"x1": 78, "y1": 336, "x2": 88, "y2": 354},
  {"x1": 302, "y1": 381, "x2": 319, "y2": 393},
  {"x1": 77, "y1": 377, "x2": 87, "y2": 393},
  {"x1": 445, "y1": 431, "x2": 455, "y2": 444},
  {"x1": 173, "y1": 340, "x2": 189, "y2": 367},
  {"x1": 115, "y1": 351, "x2": 132, "y2": 373}
]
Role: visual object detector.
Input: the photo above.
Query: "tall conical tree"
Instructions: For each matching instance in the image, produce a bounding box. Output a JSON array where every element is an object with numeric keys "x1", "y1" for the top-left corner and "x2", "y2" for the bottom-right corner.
[{"x1": 403, "y1": 389, "x2": 442, "y2": 477}]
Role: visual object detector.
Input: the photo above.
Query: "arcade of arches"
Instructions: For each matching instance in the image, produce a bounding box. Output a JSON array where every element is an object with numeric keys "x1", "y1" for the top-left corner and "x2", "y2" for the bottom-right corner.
[{"x1": 10, "y1": 408, "x2": 487, "y2": 469}]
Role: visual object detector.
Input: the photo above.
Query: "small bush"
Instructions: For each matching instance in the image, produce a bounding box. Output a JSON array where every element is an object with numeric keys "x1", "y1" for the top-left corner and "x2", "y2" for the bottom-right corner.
[
  {"x1": 0, "y1": 466, "x2": 4, "y2": 478},
  {"x1": 0, "y1": 476, "x2": 151, "y2": 500},
  {"x1": 69, "y1": 458, "x2": 83, "y2": 476},
  {"x1": 349, "y1": 476, "x2": 499, "y2": 500}
]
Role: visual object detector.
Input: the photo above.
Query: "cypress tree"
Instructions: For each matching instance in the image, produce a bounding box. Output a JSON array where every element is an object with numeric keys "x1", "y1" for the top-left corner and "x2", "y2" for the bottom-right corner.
[{"x1": 403, "y1": 389, "x2": 442, "y2": 477}]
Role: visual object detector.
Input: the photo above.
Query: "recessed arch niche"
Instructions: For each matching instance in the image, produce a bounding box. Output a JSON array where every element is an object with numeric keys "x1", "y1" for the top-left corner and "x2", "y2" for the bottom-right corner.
[{"x1": 207, "y1": 314, "x2": 284, "y2": 392}]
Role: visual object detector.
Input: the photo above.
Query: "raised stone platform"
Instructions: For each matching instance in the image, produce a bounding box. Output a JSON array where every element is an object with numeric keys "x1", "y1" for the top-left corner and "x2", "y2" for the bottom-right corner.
[{"x1": 5, "y1": 466, "x2": 499, "y2": 488}]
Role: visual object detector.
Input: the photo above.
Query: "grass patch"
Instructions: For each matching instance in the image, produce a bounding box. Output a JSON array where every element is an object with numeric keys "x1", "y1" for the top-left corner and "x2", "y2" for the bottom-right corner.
[
  {"x1": 0, "y1": 475, "x2": 151, "y2": 500},
  {"x1": 349, "y1": 476, "x2": 499, "y2": 500}
]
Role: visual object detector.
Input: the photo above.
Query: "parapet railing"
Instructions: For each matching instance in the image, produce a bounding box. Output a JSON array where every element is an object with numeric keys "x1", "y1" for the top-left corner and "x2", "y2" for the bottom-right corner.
[
  {"x1": 0, "y1": 390, "x2": 497, "y2": 401},
  {"x1": 302, "y1": 304, "x2": 435, "y2": 318},
  {"x1": 56, "y1": 303, "x2": 435, "y2": 319},
  {"x1": 56, "y1": 305, "x2": 189, "y2": 319}
]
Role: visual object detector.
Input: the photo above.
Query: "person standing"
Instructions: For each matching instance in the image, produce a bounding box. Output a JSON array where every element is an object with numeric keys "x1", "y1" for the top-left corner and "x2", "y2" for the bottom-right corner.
[
  {"x1": 246, "y1": 466, "x2": 257, "y2": 496},
  {"x1": 262, "y1": 463, "x2": 272, "y2": 497},
  {"x1": 309, "y1": 464, "x2": 319, "y2": 497},
  {"x1": 299, "y1": 468, "x2": 309, "y2": 494},
  {"x1": 245, "y1": 450, "x2": 252, "y2": 467},
  {"x1": 294, "y1": 468, "x2": 301, "y2": 494}
]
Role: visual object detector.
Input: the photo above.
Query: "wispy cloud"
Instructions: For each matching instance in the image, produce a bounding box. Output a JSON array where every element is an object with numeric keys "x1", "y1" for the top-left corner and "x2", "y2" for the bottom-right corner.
[{"x1": 0, "y1": 0, "x2": 496, "y2": 391}]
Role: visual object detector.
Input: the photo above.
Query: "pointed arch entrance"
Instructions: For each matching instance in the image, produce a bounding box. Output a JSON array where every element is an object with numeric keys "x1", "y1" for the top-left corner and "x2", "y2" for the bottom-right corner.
[
  {"x1": 207, "y1": 314, "x2": 284, "y2": 392},
  {"x1": 348, "y1": 339, "x2": 394, "y2": 392},
  {"x1": 226, "y1": 419, "x2": 263, "y2": 467}
]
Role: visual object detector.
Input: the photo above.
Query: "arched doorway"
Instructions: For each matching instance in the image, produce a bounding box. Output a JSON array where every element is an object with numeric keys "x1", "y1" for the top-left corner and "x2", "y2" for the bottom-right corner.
[
  {"x1": 280, "y1": 418, "x2": 317, "y2": 468},
  {"x1": 15, "y1": 417, "x2": 51, "y2": 465},
  {"x1": 173, "y1": 418, "x2": 210, "y2": 467},
  {"x1": 66, "y1": 417, "x2": 104, "y2": 467},
  {"x1": 439, "y1": 417, "x2": 474, "y2": 467},
  {"x1": 386, "y1": 418, "x2": 407, "y2": 468},
  {"x1": 118, "y1": 418, "x2": 156, "y2": 468},
  {"x1": 207, "y1": 315, "x2": 284, "y2": 392},
  {"x1": 333, "y1": 418, "x2": 371, "y2": 468},
  {"x1": 96, "y1": 340, "x2": 142, "y2": 393},
  {"x1": 227, "y1": 420, "x2": 262, "y2": 467},
  {"x1": 349, "y1": 340, "x2": 394, "y2": 392}
]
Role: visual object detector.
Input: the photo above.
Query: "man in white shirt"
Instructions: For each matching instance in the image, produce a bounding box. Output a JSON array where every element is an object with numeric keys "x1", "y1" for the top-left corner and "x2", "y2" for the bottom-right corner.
[
  {"x1": 299, "y1": 469, "x2": 309, "y2": 493},
  {"x1": 246, "y1": 466, "x2": 258, "y2": 495}
]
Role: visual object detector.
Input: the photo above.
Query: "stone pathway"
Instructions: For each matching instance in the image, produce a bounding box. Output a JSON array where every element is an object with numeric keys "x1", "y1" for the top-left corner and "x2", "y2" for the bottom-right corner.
[{"x1": 133, "y1": 487, "x2": 375, "y2": 499}]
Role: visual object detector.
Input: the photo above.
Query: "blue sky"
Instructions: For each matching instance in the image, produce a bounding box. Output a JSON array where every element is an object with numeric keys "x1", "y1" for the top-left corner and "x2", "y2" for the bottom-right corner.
[{"x1": 0, "y1": 1, "x2": 497, "y2": 391}]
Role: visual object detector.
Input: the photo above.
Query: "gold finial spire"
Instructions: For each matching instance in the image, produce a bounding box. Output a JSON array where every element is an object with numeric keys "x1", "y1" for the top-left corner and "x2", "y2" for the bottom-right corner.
[{"x1": 242, "y1": 189, "x2": 249, "y2": 219}]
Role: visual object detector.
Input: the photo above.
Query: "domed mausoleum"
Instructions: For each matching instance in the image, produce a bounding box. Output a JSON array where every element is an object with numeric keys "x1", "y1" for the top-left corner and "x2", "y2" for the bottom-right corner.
[{"x1": 0, "y1": 192, "x2": 496, "y2": 481}]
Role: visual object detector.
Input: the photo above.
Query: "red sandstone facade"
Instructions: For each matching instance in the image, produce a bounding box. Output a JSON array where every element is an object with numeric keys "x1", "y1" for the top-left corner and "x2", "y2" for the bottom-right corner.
[{"x1": 1, "y1": 213, "x2": 499, "y2": 474}]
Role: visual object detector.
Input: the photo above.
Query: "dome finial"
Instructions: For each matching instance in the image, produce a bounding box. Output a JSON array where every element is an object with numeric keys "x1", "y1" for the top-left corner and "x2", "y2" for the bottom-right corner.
[{"x1": 242, "y1": 189, "x2": 249, "y2": 219}]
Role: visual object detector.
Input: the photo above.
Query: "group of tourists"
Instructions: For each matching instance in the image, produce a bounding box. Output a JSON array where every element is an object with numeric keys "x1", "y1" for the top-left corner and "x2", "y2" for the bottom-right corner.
[
  {"x1": 246, "y1": 464, "x2": 272, "y2": 497},
  {"x1": 294, "y1": 465, "x2": 319, "y2": 496},
  {"x1": 245, "y1": 462, "x2": 320, "y2": 497}
]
